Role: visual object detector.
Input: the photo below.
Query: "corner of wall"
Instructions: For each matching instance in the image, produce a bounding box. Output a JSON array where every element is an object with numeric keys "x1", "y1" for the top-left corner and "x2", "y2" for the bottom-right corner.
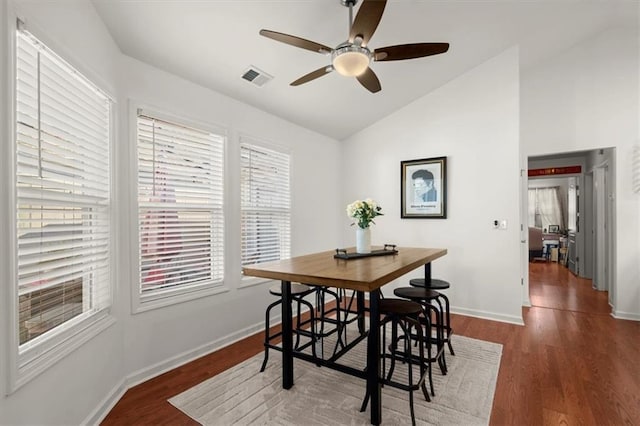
[{"x1": 0, "y1": 0, "x2": 11, "y2": 400}]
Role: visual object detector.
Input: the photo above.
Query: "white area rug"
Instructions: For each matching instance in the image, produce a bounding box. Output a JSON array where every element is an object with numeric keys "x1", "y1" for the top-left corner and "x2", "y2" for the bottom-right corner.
[{"x1": 169, "y1": 331, "x2": 502, "y2": 425}]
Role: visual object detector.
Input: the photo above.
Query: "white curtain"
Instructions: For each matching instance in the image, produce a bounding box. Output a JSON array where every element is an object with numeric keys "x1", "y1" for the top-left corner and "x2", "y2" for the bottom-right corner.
[
  {"x1": 529, "y1": 187, "x2": 564, "y2": 231},
  {"x1": 528, "y1": 189, "x2": 537, "y2": 226}
]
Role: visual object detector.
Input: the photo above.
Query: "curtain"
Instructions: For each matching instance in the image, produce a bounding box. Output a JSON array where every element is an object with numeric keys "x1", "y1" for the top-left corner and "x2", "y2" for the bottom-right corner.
[
  {"x1": 528, "y1": 189, "x2": 537, "y2": 226},
  {"x1": 529, "y1": 187, "x2": 565, "y2": 232}
]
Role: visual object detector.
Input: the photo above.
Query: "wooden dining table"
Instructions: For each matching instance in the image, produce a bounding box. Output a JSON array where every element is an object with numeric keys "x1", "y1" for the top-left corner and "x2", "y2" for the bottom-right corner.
[{"x1": 243, "y1": 246, "x2": 447, "y2": 425}]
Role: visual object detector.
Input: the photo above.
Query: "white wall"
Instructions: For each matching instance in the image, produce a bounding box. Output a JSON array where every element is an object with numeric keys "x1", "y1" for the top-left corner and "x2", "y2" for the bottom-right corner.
[
  {"x1": 341, "y1": 48, "x2": 523, "y2": 325},
  {"x1": 0, "y1": 1, "x2": 342, "y2": 424},
  {"x1": 521, "y1": 26, "x2": 640, "y2": 320}
]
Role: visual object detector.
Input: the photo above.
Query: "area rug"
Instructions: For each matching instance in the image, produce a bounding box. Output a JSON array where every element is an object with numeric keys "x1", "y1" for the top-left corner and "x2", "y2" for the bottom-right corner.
[{"x1": 169, "y1": 331, "x2": 502, "y2": 425}]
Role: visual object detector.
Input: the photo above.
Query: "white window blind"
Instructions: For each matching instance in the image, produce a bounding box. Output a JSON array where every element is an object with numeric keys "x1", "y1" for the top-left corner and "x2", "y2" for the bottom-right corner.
[
  {"x1": 15, "y1": 29, "x2": 111, "y2": 348},
  {"x1": 137, "y1": 113, "x2": 225, "y2": 299},
  {"x1": 240, "y1": 142, "x2": 291, "y2": 266}
]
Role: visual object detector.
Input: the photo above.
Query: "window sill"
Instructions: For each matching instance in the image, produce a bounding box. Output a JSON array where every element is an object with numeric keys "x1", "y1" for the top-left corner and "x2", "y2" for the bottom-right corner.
[
  {"x1": 238, "y1": 275, "x2": 274, "y2": 289},
  {"x1": 133, "y1": 282, "x2": 230, "y2": 314}
]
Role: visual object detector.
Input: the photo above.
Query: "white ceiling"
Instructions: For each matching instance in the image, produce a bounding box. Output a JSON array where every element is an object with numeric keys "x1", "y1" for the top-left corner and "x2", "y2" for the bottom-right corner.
[{"x1": 91, "y1": 0, "x2": 636, "y2": 140}]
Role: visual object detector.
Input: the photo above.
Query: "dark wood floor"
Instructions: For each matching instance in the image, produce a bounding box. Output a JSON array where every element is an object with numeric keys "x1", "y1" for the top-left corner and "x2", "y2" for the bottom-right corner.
[{"x1": 102, "y1": 262, "x2": 640, "y2": 425}]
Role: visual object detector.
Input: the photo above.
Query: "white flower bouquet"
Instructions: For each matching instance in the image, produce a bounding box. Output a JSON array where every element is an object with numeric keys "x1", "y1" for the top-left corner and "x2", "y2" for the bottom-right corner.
[{"x1": 346, "y1": 198, "x2": 384, "y2": 229}]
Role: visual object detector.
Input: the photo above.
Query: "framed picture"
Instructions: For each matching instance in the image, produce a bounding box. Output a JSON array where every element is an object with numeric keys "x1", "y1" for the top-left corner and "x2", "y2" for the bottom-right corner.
[
  {"x1": 401, "y1": 156, "x2": 447, "y2": 219},
  {"x1": 548, "y1": 225, "x2": 560, "y2": 233}
]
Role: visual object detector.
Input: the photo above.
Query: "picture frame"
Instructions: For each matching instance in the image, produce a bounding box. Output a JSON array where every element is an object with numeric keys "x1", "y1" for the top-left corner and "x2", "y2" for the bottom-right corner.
[
  {"x1": 401, "y1": 156, "x2": 447, "y2": 219},
  {"x1": 548, "y1": 225, "x2": 560, "y2": 233}
]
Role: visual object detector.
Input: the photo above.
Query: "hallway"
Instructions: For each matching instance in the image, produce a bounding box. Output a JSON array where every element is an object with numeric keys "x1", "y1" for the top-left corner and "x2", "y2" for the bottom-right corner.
[{"x1": 529, "y1": 261, "x2": 610, "y2": 315}]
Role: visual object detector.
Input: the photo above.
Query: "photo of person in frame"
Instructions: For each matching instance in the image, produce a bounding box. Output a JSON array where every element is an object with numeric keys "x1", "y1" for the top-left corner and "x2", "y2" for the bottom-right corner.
[{"x1": 411, "y1": 169, "x2": 437, "y2": 203}]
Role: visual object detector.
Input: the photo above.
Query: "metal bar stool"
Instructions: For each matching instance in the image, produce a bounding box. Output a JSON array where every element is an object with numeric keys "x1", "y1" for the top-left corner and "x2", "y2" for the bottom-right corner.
[
  {"x1": 260, "y1": 283, "x2": 317, "y2": 372},
  {"x1": 360, "y1": 298, "x2": 432, "y2": 426},
  {"x1": 310, "y1": 287, "x2": 366, "y2": 359},
  {"x1": 310, "y1": 286, "x2": 342, "y2": 358},
  {"x1": 393, "y1": 287, "x2": 449, "y2": 375},
  {"x1": 409, "y1": 264, "x2": 454, "y2": 356}
]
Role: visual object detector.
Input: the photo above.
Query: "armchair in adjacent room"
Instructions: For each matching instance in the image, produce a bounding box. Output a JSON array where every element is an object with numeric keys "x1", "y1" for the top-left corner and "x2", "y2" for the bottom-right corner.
[{"x1": 529, "y1": 227, "x2": 544, "y2": 262}]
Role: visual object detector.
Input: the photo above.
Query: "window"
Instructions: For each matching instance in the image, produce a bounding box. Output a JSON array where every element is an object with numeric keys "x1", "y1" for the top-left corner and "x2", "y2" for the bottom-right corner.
[
  {"x1": 136, "y1": 112, "x2": 225, "y2": 303},
  {"x1": 14, "y1": 28, "x2": 112, "y2": 354},
  {"x1": 528, "y1": 186, "x2": 565, "y2": 231},
  {"x1": 240, "y1": 141, "x2": 291, "y2": 267}
]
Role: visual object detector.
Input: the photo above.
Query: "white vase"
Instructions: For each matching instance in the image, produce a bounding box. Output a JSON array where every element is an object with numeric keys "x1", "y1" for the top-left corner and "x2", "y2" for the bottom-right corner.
[{"x1": 356, "y1": 227, "x2": 371, "y2": 254}]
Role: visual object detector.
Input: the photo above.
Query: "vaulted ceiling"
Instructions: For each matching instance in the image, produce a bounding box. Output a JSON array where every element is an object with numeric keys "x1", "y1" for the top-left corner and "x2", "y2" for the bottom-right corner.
[{"x1": 92, "y1": 0, "x2": 636, "y2": 140}]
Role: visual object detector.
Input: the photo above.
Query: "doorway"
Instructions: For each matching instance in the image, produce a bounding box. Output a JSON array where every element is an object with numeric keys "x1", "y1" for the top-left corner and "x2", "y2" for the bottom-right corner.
[{"x1": 523, "y1": 148, "x2": 616, "y2": 313}]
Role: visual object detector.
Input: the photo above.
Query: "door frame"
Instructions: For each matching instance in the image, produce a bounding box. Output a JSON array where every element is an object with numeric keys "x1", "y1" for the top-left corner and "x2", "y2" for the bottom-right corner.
[
  {"x1": 520, "y1": 163, "x2": 531, "y2": 307},
  {"x1": 593, "y1": 166, "x2": 607, "y2": 291}
]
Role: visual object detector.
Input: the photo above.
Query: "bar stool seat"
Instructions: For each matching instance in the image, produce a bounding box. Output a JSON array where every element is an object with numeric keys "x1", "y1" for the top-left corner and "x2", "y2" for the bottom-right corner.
[
  {"x1": 394, "y1": 287, "x2": 441, "y2": 300},
  {"x1": 270, "y1": 283, "x2": 315, "y2": 297},
  {"x1": 380, "y1": 298, "x2": 423, "y2": 316},
  {"x1": 260, "y1": 283, "x2": 317, "y2": 372},
  {"x1": 409, "y1": 278, "x2": 450, "y2": 290}
]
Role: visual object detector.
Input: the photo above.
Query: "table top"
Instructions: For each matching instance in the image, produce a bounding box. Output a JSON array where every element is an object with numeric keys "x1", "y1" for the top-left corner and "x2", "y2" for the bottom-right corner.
[{"x1": 242, "y1": 246, "x2": 447, "y2": 292}]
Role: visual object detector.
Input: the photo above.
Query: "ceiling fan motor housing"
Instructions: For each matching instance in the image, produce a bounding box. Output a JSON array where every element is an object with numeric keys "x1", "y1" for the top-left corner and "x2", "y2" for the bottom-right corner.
[{"x1": 332, "y1": 43, "x2": 371, "y2": 76}]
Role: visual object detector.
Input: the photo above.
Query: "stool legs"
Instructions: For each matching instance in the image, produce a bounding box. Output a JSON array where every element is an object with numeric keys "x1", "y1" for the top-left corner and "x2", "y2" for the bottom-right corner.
[
  {"x1": 441, "y1": 293, "x2": 454, "y2": 356},
  {"x1": 430, "y1": 293, "x2": 454, "y2": 356},
  {"x1": 361, "y1": 314, "x2": 431, "y2": 426},
  {"x1": 260, "y1": 295, "x2": 317, "y2": 372},
  {"x1": 312, "y1": 287, "x2": 364, "y2": 359},
  {"x1": 260, "y1": 298, "x2": 281, "y2": 372},
  {"x1": 409, "y1": 301, "x2": 447, "y2": 376}
]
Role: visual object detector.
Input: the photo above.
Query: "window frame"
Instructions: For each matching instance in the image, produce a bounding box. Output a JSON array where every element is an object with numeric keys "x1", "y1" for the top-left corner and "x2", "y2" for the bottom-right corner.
[
  {"x1": 5, "y1": 18, "x2": 117, "y2": 393},
  {"x1": 129, "y1": 102, "x2": 229, "y2": 314},
  {"x1": 239, "y1": 136, "x2": 292, "y2": 288}
]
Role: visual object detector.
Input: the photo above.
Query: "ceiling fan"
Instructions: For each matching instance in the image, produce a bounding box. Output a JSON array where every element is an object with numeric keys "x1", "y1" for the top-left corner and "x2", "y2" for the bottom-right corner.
[{"x1": 259, "y1": 0, "x2": 449, "y2": 93}]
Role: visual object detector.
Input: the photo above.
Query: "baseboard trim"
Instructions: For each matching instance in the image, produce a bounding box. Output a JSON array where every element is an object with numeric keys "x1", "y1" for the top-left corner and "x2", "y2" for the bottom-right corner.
[
  {"x1": 83, "y1": 379, "x2": 127, "y2": 425},
  {"x1": 611, "y1": 310, "x2": 640, "y2": 322},
  {"x1": 452, "y1": 306, "x2": 524, "y2": 326},
  {"x1": 126, "y1": 322, "x2": 265, "y2": 390}
]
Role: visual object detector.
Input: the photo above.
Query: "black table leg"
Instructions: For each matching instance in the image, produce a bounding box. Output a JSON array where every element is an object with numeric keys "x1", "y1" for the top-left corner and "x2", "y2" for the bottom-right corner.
[
  {"x1": 424, "y1": 262, "x2": 432, "y2": 285},
  {"x1": 281, "y1": 280, "x2": 294, "y2": 389},
  {"x1": 357, "y1": 291, "x2": 365, "y2": 334},
  {"x1": 367, "y1": 290, "x2": 381, "y2": 425}
]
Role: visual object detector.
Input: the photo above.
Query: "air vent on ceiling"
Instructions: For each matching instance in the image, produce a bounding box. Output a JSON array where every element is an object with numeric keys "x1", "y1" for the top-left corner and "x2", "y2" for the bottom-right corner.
[{"x1": 241, "y1": 66, "x2": 273, "y2": 87}]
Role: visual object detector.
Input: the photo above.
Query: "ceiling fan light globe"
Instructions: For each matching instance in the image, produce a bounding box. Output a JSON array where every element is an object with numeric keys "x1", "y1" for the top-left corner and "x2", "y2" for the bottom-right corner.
[{"x1": 332, "y1": 46, "x2": 370, "y2": 77}]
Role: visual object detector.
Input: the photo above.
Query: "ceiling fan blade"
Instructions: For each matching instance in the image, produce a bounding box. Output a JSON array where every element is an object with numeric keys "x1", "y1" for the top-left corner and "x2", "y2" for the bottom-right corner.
[
  {"x1": 374, "y1": 43, "x2": 449, "y2": 61},
  {"x1": 290, "y1": 66, "x2": 333, "y2": 86},
  {"x1": 349, "y1": 0, "x2": 387, "y2": 46},
  {"x1": 260, "y1": 29, "x2": 332, "y2": 54},
  {"x1": 356, "y1": 67, "x2": 381, "y2": 93}
]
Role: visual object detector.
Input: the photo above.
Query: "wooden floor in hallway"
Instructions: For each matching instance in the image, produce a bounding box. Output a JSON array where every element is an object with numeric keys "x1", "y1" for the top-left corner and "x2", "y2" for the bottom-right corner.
[
  {"x1": 102, "y1": 262, "x2": 640, "y2": 425},
  {"x1": 529, "y1": 261, "x2": 611, "y2": 315}
]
